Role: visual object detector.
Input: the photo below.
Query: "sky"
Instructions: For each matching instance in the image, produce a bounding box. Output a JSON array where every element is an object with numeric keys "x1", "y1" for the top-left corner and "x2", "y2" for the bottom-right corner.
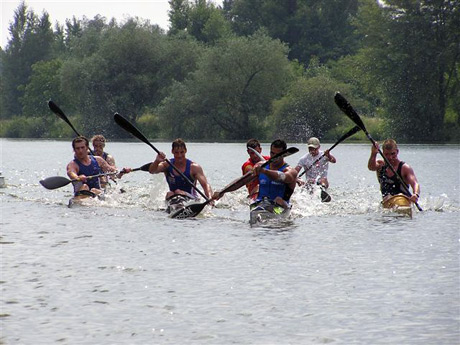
[{"x1": 1, "y1": 0, "x2": 222, "y2": 49}]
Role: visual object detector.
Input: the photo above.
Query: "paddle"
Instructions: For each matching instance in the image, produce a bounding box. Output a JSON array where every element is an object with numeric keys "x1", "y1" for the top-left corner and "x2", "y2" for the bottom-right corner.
[
  {"x1": 131, "y1": 162, "x2": 152, "y2": 172},
  {"x1": 334, "y1": 92, "x2": 422, "y2": 211},
  {"x1": 40, "y1": 172, "x2": 118, "y2": 190},
  {"x1": 48, "y1": 100, "x2": 95, "y2": 156},
  {"x1": 113, "y1": 112, "x2": 211, "y2": 199},
  {"x1": 170, "y1": 146, "x2": 299, "y2": 219}
]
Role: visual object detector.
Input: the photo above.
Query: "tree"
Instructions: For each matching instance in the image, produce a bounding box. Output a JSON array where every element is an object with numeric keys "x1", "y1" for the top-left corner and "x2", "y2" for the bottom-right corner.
[
  {"x1": 157, "y1": 31, "x2": 292, "y2": 140},
  {"x1": 271, "y1": 58, "x2": 351, "y2": 141},
  {"x1": 227, "y1": 0, "x2": 360, "y2": 65},
  {"x1": 1, "y1": 2, "x2": 54, "y2": 118},
  {"x1": 20, "y1": 59, "x2": 69, "y2": 117},
  {"x1": 168, "y1": 0, "x2": 232, "y2": 44},
  {"x1": 353, "y1": 0, "x2": 460, "y2": 141}
]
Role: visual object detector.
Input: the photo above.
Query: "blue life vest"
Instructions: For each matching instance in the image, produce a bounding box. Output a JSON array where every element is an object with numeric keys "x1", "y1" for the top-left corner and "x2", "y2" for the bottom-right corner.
[
  {"x1": 378, "y1": 161, "x2": 410, "y2": 197},
  {"x1": 74, "y1": 156, "x2": 102, "y2": 190},
  {"x1": 166, "y1": 159, "x2": 196, "y2": 195},
  {"x1": 256, "y1": 164, "x2": 291, "y2": 202}
]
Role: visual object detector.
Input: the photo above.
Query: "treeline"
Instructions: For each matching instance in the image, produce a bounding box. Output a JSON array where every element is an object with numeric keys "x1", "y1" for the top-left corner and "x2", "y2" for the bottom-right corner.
[{"x1": 1, "y1": 0, "x2": 459, "y2": 142}]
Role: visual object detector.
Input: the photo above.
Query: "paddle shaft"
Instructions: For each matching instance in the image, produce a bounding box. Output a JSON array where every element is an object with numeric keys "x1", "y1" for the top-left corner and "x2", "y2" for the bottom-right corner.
[
  {"x1": 40, "y1": 172, "x2": 118, "y2": 190},
  {"x1": 298, "y1": 125, "x2": 361, "y2": 179},
  {"x1": 48, "y1": 100, "x2": 95, "y2": 156},
  {"x1": 113, "y1": 113, "x2": 209, "y2": 201},
  {"x1": 334, "y1": 93, "x2": 422, "y2": 211}
]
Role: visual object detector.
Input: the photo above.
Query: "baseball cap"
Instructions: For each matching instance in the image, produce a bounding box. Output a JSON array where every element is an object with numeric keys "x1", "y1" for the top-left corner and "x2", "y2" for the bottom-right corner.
[{"x1": 307, "y1": 137, "x2": 320, "y2": 148}]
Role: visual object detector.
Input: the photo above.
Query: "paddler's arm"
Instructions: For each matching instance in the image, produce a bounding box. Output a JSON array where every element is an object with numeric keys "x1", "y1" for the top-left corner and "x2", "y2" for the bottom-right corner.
[
  {"x1": 255, "y1": 163, "x2": 298, "y2": 184},
  {"x1": 294, "y1": 165, "x2": 305, "y2": 186},
  {"x1": 367, "y1": 142, "x2": 384, "y2": 171},
  {"x1": 324, "y1": 149, "x2": 336, "y2": 163},
  {"x1": 192, "y1": 163, "x2": 214, "y2": 201},
  {"x1": 105, "y1": 154, "x2": 116, "y2": 167},
  {"x1": 149, "y1": 152, "x2": 168, "y2": 174},
  {"x1": 67, "y1": 161, "x2": 86, "y2": 182},
  {"x1": 402, "y1": 163, "x2": 421, "y2": 203}
]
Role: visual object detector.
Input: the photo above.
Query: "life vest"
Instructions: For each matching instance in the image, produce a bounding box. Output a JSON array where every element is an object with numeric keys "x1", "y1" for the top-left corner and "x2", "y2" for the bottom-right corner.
[{"x1": 256, "y1": 163, "x2": 293, "y2": 202}]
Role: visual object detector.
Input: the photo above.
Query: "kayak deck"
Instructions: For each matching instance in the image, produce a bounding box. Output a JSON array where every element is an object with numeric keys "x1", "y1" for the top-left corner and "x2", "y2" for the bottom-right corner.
[
  {"x1": 68, "y1": 190, "x2": 100, "y2": 208},
  {"x1": 249, "y1": 199, "x2": 291, "y2": 226},
  {"x1": 382, "y1": 194, "x2": 413, "y2": 218}
]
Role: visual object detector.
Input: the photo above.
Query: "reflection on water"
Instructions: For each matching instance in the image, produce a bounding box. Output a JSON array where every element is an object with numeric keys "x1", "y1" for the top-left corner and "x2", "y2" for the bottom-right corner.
[{"x1": 1, "y1": 140, "x2": 459, "y2": 344}]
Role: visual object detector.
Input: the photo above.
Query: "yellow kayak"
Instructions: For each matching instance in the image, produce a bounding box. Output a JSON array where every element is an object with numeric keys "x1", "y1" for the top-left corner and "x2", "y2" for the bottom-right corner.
[{"x1": 382, "y1": 194, "x2": 413, "y2": 218}]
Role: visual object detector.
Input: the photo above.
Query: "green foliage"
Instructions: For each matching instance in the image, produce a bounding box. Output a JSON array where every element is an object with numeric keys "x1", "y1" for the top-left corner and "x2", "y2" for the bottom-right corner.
[
  {"x1": 60, "y1": 18, "x2": 173, "y2": 137},
  {"x1": 0, "y1": 115, "x2": 73, "y2": 138},
  {"x1": 1, "y1": 0, "x2": 458, "y2": 143},
  {"x1": 351, "y1": 0, "x2": 460, "y2": 142},
  {"x1": 270, "y1": 60, "x2": 352, "y2": 141},
  {"x1": 2, "y1": 3, "x2": 55, "y2": 118},
  {"x1": 227, "y1": 0, "x2": 361, "y2": 65},
  {"x1": 20, "y1": 59, "x2": 71, "y2": 117},
  {"x1": 169, "y1": 0, "x2": 232, "y2": 44},
  {"x1": 136, "y1": 112, "x2": 161, "y2": 139},
  {"x1": 157, "y1": 31, "x2": 292, "y2": 140}
]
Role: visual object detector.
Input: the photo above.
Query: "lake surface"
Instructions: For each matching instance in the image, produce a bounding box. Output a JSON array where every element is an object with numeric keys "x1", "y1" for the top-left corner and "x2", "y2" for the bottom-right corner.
[{"x1": 1, "y1": 139, "x2": 459, "y2": 344}]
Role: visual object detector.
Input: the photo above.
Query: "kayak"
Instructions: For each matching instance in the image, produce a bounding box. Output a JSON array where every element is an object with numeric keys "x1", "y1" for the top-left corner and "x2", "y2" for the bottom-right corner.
[
  {"x1": 166, "y1": 194, "x2": 197, "y2": 218},
  {"x1": 249, "y1": 198, "x2": 291, "y2": 226},
  {"x1": 382, "y1": 194, "x2": 413, "y2": 218},
  {"x1": 68, "y1": 190, "x2": 100, "y2": 208}
]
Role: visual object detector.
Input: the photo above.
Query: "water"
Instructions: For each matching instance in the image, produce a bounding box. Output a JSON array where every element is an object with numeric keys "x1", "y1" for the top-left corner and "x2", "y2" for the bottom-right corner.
[{"x1": 1, "y1": 139, "x2": 459, "y2": 344}]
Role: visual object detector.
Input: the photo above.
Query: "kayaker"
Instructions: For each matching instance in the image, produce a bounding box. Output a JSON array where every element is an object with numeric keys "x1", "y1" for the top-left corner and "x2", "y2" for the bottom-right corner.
[
  {"x1": 241, "y1": 138, "x2": 270, "y2": 200},
  {"x1": 252, "y1": 139, "x2": 298, "y2": 210},
  {"x1": 67, "y1": 136, "x2": 130, "y2": 195},
  {"x1": 295, "y1": 137, "x2": 336, "y2": 189},
  {"x1": 91, "y1": 134, "x2": 116, "y2": 167},
  {"x1": 91, "y1": 134, "x2": 117, "y2": 187},
  {"x1": 148, "y1": 138, "x2": 214, "y2": 202},
  {"x1": 368, "y1": 139, "x2": 420, "y2": 204}
]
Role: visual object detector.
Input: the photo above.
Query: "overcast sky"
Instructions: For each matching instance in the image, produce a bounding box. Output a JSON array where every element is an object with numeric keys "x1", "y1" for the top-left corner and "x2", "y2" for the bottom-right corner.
[{"x1": 1, "y1": 0, "x2": 222, "y2": 49}]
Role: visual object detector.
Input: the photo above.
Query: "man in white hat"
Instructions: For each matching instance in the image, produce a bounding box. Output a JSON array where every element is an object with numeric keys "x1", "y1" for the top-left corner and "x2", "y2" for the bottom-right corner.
[{"x1": 295, "y1": 137, "x2": 336, "y2": 189}]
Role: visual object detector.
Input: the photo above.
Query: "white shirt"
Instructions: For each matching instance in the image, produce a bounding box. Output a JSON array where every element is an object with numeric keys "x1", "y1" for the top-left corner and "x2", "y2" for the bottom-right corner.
[{"x1": 297, "y1": 151, "x2": 329, "y2": 180}]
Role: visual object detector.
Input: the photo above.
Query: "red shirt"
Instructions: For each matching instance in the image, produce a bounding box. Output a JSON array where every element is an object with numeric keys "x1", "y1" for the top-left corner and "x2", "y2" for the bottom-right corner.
[{"x1": 241, "y1": 156, "x2": 270, "y2": 199}]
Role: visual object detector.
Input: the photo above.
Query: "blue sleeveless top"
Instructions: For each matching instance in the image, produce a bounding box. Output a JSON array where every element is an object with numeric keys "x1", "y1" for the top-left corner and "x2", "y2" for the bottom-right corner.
[
  {"x1": 74, "y1": 156, "x2": 102, "y2": 190},
  {"x1": 166, "y1": 159, "x2": 196, "y2": 195},
  {"x1": 378, "y1": 161, "x2": 410, "y2": 197},
  {"x1": 256, "y1": 164, "x2": 291, "y2": 202}
]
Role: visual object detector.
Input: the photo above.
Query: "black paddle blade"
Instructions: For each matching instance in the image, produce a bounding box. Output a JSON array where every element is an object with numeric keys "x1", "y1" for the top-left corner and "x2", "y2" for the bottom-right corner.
[
  {"x1": 261, "y1": 147, "x2": 299, "y2": 168},
  {"x1": 48, "y1": 100, "x2": 81, "y2": 136},
  {"x1": 132, "y1": 162, "x2": 152, "y2": 172},
  {"x1": 334, "y1": 92, "x2": 367, "y2": 132},
  {"x1": 40, "y1": 176, "x2": 72, "y2": 190},
  {"x1": 114, "y1": 113, "x2": 157, "y2": 151},
  {"x1": 320, "y1": 189, "x2": 332, "y2": 203},
  {"x1": 139, "y1": 162, "x2": 152, "y2": 171},
  {"x1": 48, "y1": 100, "x2": 67, "y2": 120},
  {"x1": 169, "y1": 202, "x2": 208, "y2": 219}
]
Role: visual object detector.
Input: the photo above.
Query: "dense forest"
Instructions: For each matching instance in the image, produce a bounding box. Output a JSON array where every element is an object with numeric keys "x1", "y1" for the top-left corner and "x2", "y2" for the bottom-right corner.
[{"x1": 1, "y1": 0, "x2": 459, "y2": 142}]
